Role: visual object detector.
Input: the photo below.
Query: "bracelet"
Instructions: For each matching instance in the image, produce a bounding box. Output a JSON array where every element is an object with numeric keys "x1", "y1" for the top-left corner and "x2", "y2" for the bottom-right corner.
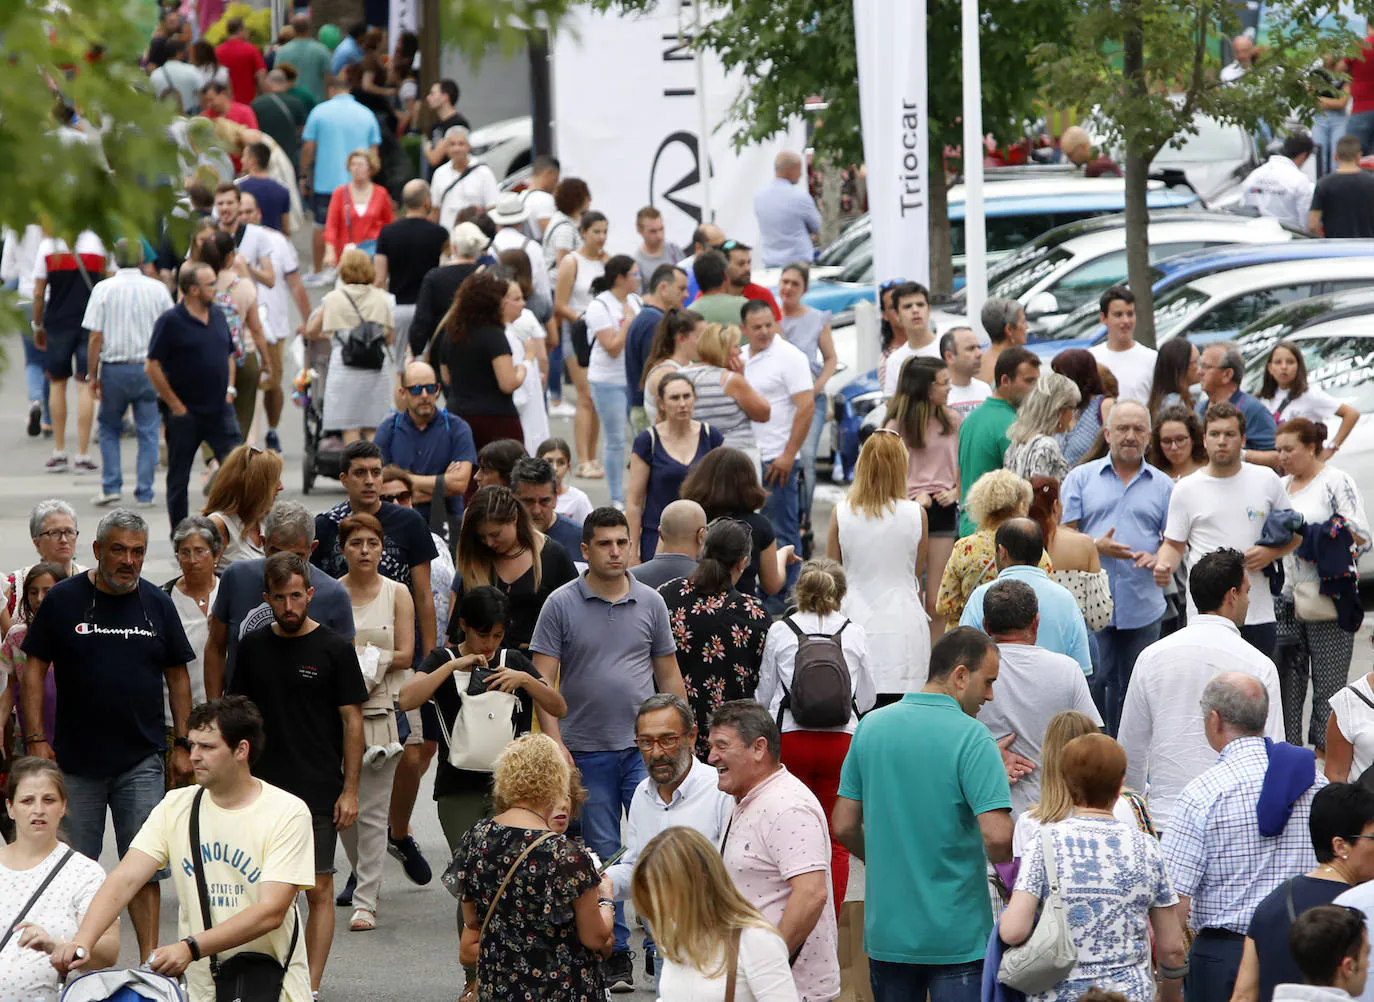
[
  {"x1": 182, "y1": 936, "x2": 201, "y2": 961},
  {"x1": 24, "y1": 734, "x2": 45, "y2": 745},
  {"x1": 1158, "y1": 961, "x2": 1189, "y2": 980},
  {"x1": 597, "y1": 898, "x2": 615, "y2": 907}
]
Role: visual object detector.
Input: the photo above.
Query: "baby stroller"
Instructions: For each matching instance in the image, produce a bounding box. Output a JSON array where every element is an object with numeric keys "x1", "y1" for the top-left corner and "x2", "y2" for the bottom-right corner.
[{"x1": 295, "y1": 334, "x2": 346, "y2": 494}]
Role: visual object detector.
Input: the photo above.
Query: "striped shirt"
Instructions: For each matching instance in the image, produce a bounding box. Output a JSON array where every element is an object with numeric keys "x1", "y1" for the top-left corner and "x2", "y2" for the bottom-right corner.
[
  {"x1": 33, "y1": 233, "x2": 107, "y2": 335},
  {"x1": 1161, "y1": 736, "x2": 1324, "y2": 934},
  {"x1": 80, "y1": 268, "x2": 175, "y2": 363},
  {"x1": 685, "y1": 364, "x2": 755, "y2": 450}
]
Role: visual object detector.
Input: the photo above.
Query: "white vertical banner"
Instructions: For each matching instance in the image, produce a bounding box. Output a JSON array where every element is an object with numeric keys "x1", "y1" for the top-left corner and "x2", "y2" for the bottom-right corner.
[
  {"x1": 389, "y1": 0, "x2": 419, "y2": 51},
  {"x1": 551, "y1": 3, "x2": 805, "y2": 256},
  {"x1": 853, "y1": 0, "x2": 929, "y2": 286}
]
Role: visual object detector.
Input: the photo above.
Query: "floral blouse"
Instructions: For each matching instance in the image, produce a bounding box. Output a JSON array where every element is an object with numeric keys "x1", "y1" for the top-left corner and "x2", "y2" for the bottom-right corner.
[
  {"x1": 659, "y1": 578, "x2": 770, "y2": 759},
  {"x1": 936, "y1": 529, "x2": 1054, "y2": 624},
  {"x1": 451, "y1": 819, "x2": 603, "y2": 1002}
]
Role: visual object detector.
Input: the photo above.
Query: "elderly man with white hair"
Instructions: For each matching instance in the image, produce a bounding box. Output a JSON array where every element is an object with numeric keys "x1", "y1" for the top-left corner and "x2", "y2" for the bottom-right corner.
[
  {"x1": 431, "y1": 125, "x2": 501, "y2": 232},
  {"x1": 408, "y1": 221, "x2": 491, "y2": 361},
  {"x1": 754, "y1": 150, "x2": 821, "y2": 267}
]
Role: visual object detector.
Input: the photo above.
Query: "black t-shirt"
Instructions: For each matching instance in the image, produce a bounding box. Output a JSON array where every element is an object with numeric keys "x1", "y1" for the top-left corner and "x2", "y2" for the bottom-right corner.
[
  {"x1": 312, "y1": 500, "x2": 440, "y2": 586},
  {"x1": 728, "y1": 509, "x2": 776, "y2": 599},
  {"x1": 23, "y1": 573, "x2": 195, "y2": 778},
  {"x1": 450, "y1": 540, "x2": 578, "y2": 650},
  {"x1": 441, "y1": 323, "x2": 517, "y2": 418},
  {"x1": 1249, "y1": 875, "x2": 1348, "y2": 1002},
  {"x1": 147, "y1": 304, "x2": 235, "y2": 415},
  {"x1": 229, "y1": 624, "x2": 368, "y2": 814},
  {"x1": 376, "y1": 218, "x2": 451, "y2": 305},
  {"x1": 417, "y1": 645, "x2": 541, "y2": 798},
  {"x1": 1312, "y1": 171, "x2": 1374, "y2": 238},
  {"x1": 411, "y1": 262, "x2": 478, "y2": 359},
  {"x1": 429, "y1": 111, "x2": 472, "y2": 147}
]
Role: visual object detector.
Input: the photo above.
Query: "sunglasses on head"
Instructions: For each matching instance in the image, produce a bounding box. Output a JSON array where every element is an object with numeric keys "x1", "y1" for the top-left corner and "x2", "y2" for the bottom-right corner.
[
  {"x1": 719, "y1": 240, "x2": 746, "y2": 253},
  {"x1": 404, "y1": 383, "x2": 440, "y2": 397}
]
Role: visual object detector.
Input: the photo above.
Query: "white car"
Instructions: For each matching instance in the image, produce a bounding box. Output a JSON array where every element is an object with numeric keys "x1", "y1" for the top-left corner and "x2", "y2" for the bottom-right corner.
[
  {"x1": 468, "y1": 116, "x2": 532, "y2": 179},
  {"x1": 927, "y1": 212, "x2": 1300, "y2": 337}
]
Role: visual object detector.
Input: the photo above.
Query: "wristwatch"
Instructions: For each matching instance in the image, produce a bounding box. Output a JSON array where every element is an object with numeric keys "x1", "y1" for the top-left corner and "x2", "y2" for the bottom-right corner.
[{"x1": 174, "y1": 736, "x2": 192, "y2": 751}]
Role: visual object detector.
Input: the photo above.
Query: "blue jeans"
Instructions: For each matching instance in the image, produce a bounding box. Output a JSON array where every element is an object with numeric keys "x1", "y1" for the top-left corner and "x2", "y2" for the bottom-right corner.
[
  {"x1": 761, "y1": 459, "x2": 801, "y2": 613},
  {"x1": 570, "y1": 747, "x2": 647, "y2": 952},
  {"x1": 548, "y1": 337, "x2": 565, "y2": 400},
  {"x1": 1314, "y1": 109, "x2": 1351, "y2": 175},
  {"x1": 1092, "y1": 619, "x2": 1162, "y2": 737},
  {"x1": 1347, "y1": 110, "x2": 1374, "y2": 156},
  {"x1": 589, "y1": 381, "x2": 629, "y2": 504},
  {"x1": 64, "y1": 753, "x2": 169, "y2": 878},
  {"x1": 870, "y1": 958, "x2": 983, "y2": 1002},
  {"x1": 798, "y1": 391, "x2": 828, "y2": 522},
  {"x1": 98, "y1": 362, "x2": 160, "y2": 501}
]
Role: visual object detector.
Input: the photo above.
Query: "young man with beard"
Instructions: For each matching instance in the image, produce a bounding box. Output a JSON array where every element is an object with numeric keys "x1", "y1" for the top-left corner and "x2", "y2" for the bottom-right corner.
[
  {"x1": 230, "y1": 552, "x2": 364, "y2": 997},
  {"x1": 956, "y1": 347, "x2": 1042, "y2": 537}
]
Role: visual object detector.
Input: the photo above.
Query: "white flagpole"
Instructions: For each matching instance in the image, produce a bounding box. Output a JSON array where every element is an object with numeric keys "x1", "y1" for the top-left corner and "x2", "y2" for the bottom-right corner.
[
  {"x1": 961, "y1": 0, "x2": 987, "y2": 324},
  {"x1": 694, "y1": 0, "x2": 713, "y2": 224}
]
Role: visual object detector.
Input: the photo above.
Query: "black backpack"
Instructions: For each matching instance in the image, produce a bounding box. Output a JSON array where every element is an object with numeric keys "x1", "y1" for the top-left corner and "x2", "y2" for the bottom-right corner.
[{"x1": 778, "y1": 618, "x2": 854, "y2": 729}]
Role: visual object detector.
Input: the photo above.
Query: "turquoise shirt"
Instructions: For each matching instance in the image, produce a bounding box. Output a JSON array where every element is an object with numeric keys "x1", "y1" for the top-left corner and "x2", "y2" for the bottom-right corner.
[
  {"x1": 301, "y1": 94, "x2": 382, "y2": 194},
  {"x1": 956, "y1": 396, "x2": 1016, "y2": 537},
  {"x1": 837, "y1": 692, "x2": 1011, "y2": 964}
]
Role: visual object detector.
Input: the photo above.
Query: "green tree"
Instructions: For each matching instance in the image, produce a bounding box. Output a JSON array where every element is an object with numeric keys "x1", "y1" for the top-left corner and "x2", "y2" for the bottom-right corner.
[{"x1": 1034, "y1": 2, "x2": 1367, "y2": 345}]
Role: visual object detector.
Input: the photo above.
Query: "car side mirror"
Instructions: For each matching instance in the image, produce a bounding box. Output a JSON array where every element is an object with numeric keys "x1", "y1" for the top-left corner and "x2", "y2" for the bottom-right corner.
[{"x1": 1024, "y1": 291, "x2": 1059, "y2": 320}]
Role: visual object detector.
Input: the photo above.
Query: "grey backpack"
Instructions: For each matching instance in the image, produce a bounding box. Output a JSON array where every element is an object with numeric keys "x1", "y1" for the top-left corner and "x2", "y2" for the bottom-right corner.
[{"x1": 779, "y1": 618, "x2": 854, "y2": 729}]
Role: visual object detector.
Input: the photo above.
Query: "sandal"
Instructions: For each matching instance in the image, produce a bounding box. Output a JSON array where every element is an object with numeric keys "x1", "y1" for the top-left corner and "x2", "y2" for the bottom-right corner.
[
  {"x1": 575, "y1": 461, "x2": 604, "y2": 479},
  {"x1": 349, "y1": 908, "x2": 376, "y2": 931}
]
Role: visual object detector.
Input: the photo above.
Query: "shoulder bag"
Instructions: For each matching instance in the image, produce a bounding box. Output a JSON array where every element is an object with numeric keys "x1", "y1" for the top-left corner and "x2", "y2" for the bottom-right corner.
[
  {"x1": 997, "y1": 825, "x2": 1079, "y2": 993},
  {"x1": 191, "y1": 788, "x2": 300, "y2": 1002},
  {"x1": 333, "y1": 287, "x2": 387, "y2": 371},
  {"x1": 0, "y1": 847, "x2": 73, "y2": 955},
  {"x1": 440, "y1": 649, "x2": 521, "y2": 772},
  {"x1": 723, "y1": 926, "x2": 741, "y2": 1002}
]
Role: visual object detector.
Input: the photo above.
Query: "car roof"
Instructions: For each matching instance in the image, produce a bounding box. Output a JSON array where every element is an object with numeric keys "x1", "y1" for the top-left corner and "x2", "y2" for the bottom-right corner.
[
  {"x1": 1234, "y1": 287, "x2": 1374, "y2": 355},
  {"x1": 1182, "y1": 256, "x2": 1374, "y2": 296},
  {"x1": 1152, "y1": 239, "x2": 1374, "y2": 283},
  {"x1": 1054, "y1": 216, "x2": 1295, "y2": 257},
  {"x1": 947, "y1": 188, "x2": 1197, "y2": 218}
]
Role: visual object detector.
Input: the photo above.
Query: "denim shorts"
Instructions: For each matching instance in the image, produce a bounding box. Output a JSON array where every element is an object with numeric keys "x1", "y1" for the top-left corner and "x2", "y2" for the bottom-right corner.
[
  {"x1": 312, "y1": 192, "x2": 333, "y2": 226},
  {"x1": 64, "y1": 753, "x2": 169, "y2": 879}
]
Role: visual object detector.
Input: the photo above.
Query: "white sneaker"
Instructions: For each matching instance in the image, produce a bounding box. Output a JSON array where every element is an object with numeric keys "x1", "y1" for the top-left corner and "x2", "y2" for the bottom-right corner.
[
  {"x1": 91, "y1": 491, "x2": 122, "y2": 506},
  {"x1": 302, "y1": 269, "x2": 336, "y2": 288},
  {"x1": 548, "y1": 401, "x2": 576, "y2": 418}
]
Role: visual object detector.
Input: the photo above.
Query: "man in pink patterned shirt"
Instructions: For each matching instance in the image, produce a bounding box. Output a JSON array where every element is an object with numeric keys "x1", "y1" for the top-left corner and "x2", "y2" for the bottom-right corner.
[{"x1": 708, "y1": 699, "x2": 840, "y2": 1001}]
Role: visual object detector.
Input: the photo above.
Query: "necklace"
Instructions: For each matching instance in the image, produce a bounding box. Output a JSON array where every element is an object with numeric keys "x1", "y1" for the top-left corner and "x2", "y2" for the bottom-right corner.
[
  {"x1": 1317, "y1": 862, "x2": 1353, "y2": 883},
  {"x1": 1073, "y1": 807, "x2": 1116, "y2": 819},
  {"x1": 508, "y1": 805, "x2": 549, "y2": 827}
]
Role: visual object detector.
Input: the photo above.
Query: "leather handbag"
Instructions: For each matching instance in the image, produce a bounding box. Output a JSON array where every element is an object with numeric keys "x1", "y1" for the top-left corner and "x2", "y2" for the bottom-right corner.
[
  {"x1": 998, "y1": 826, "x2": 1079, "y2": 993},
  {"x1": 1294, "y1": 580, "x2": 1338, "y2": 622},
  {"x1": 191, "y1": 788, "x2": 300, "y2": 1002},
  {"x1": 333, "y1": 288, "x2": 387, "y2": 371}
]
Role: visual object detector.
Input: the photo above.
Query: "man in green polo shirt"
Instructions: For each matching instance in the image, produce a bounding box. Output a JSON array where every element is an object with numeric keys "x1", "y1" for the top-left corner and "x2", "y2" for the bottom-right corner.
[
  {"x1": 833, "y1": 627, "x2": 1014, "y2": 998},
  {"x1": 956, "y1": 347, "x2": 1042, "y2": 536}
]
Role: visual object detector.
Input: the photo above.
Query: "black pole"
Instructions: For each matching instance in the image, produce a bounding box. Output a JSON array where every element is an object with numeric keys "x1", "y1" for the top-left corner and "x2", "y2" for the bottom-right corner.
[{"x1": 528, "y1": 28, "x2": 553, "y2": 157}]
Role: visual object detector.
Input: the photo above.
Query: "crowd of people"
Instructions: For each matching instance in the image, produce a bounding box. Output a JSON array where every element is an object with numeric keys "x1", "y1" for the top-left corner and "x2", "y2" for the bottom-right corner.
[{"x1": 6, "y1": 10, "x2": 1374, "y2": 1002}]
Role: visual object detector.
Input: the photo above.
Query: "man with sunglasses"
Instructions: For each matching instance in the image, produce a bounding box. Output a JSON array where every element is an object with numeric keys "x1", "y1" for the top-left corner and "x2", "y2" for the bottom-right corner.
[{"x1": 374, "y1": 360, "x2": 476, "y2": 539}]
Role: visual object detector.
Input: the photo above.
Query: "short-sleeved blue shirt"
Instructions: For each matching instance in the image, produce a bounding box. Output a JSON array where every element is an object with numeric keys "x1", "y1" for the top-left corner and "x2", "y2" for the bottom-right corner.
[
  {"x1": 1197, "y1": 388, "x2": 1278, "y2": 451},
  {"x1": 1060, "y1": 457, "x2": 1174, "y2": 629},
  {"x1": 629, "y1": 423, "x2": 724, "y2": 535},
  {"x1": 961, "y1": 565, "x2": 1094, "y2": 674},
  {"x1": 147, "y1": 304, "x2": 234, "y2": 415},
  {"x1": 374, "y1": 408, "x2": 478, "y2": 521},
  {"x1": 624, "y1": 305, "x2": 664, "y2": 407},
  {"x1": 301, "y1": 94, "x2": 382, "y2": 194}
]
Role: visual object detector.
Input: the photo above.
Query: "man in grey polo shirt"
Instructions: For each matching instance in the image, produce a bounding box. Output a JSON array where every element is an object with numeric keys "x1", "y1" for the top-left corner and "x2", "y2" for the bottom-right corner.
[{"x1": 529, "y1": 506, "x2": 687, "y2": 992}]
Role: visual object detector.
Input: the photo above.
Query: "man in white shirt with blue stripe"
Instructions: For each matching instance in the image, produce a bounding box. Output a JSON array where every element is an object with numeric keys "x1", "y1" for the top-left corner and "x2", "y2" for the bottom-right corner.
[
  {"x1": 605, "y1": 693, "x2": 733, "y2": 987},
  {"x1": 82, "y1": 239, "x2": 173, "y2": 508}
]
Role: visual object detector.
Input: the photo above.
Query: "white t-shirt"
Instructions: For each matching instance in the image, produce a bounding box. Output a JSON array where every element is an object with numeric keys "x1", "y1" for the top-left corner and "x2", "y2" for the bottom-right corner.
[
  {"x1": 433, "y1": 160, "x2": 501, "y2": 232},
  {"x1": 1164, "y1": 464, "x2": 1293, "y2": 624},
  {"x1": 0, "y1": 846, "x2": 107, "y2": 1002},
  {"x1": 254, "y1": 226, "x2": 300, "y2": 342},
  {"x1": 491, "y1": 227, "x2": 551, "y2": 302},
  {"x1": 881, "y1": 336, "x2": 942, "y2": 396},
  {"x1": 1331, "y1": 675, "x2": 1374, "y2": 783},
  {"x1": 947, "y1": 378, "x2": 992, "y2": 417},
  {"x1": 1258, "y1": 387, "x2": 1342, "y2": 429},
  {"x1": 521, "y1": 188, "x2": 555, "y2": 231},
  {"x1": 556, "y1": 484, "x2": 594, "y2": 525},
  {"x1": 656, "y1": 924, "x2": 800, "y2": 1002},
  {"x1": 583, "y1": 290, "x2": 640, "y2": 385},
  {"x1": 1090, "y1": 341, "x2": 1157, "y2": 404},
  {"x1": 744, "y1": 336, "x2": 814, "y2": 460}
]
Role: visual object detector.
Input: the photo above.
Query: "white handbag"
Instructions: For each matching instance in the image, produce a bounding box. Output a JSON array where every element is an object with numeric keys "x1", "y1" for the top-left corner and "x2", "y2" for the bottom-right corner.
[
  {"x1": 443, "y1": 650, "x2": 520, "y2": 773},
  {"x1": 998, "y1": 826, "x2": 1079, "y2": 993}
]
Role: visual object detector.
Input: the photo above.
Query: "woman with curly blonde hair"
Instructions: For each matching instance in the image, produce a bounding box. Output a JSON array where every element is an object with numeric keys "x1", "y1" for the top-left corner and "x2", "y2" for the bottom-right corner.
[
  {"x1": 632, "y1": 827, "x2": 799, "y2": 1001},
  {"x1": 202, "y1": 443, "x2": 284, "y2": 568},
  {"x1": 450, "y1": 733, "x2": 612, "y2": 1001},
  {"x1": 935, "y1": 469, "x2": 1051, "y2": 624}
]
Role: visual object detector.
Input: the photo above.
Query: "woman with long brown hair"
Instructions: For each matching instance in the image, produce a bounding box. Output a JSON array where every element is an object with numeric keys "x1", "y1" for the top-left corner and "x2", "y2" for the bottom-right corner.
[
  {"x1": 202, "y1": 443, "x2": 284, "y2": 568},
  {"x1": 553, "y1": 209, "x2": 609, "y2": 478},
  {"x1": 640, "y1": 308, "x2": 703, "y2": 425},
  {"x1": 826, "y1": 430, "x2": 930, "y2": 703},
  {"x1": 432, "y1": 270, "x2": 528, "y2": 453},
  {"x1": 680, "y1": 446, "x2": 792, "y2": 599},
  {"x1": 1052, "y1": 348, "x2": 1114, "y2": 466},
  {"x1": 453, "y1": 485, "x2": 576, "y2": 649},
  {"x1": 1256, "y1": 340, "x2": 1359, "y2": 454}
]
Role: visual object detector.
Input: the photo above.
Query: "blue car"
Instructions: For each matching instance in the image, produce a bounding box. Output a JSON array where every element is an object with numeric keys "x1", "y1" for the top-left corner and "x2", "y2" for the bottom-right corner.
[{"x1": 1028, "y1": 239, "x2": 1374, "y2": 360}]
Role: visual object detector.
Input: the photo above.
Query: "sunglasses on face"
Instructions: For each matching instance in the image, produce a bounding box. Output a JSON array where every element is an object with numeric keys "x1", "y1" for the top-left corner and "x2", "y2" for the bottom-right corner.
[
  {"x1": 380, "y1": 491, "x2": 412, "y2": 504},
  {"x1": 405, "y1": 383, "x2": 440, "y2": 397}
]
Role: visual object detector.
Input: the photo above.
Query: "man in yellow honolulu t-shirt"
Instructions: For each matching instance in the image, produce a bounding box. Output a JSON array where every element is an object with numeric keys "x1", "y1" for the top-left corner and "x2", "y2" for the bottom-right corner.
[{"x1": 53, "y1": 696, "x2": 315, "y2": 1002}]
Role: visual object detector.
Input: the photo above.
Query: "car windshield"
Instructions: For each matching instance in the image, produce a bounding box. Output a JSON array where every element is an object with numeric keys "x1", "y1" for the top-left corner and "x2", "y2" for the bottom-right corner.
[
  {"x1": 816, "y1": 220, "x2": 870, "y2": 267},
  {"x1": 1151, "y1": 285, "x2": 1213, "y2": 340},
  {"x1": 987, "y1": 247, "x2": 1073, "y2": 301},
  {"x1": 1235, "y1": 298, "x2": 1360, "y2": 363},
  {"x1": 1243, "y1": 335, "x2": 1374, "y2": 411},
  {"x1": 1154, "y1": 119, "x2": 1248, "y2": 165},
  {"x1": 1037, "y1": 264, "x2": 1169, "y2": 342},
  {"x1": 835, "y1": 249, "x2": 874, "y2": 284}
]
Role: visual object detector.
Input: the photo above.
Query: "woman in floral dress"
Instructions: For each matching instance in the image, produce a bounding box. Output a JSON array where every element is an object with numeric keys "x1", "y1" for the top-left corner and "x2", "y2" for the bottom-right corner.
[{"x1": 657, "y1": 518, "x2": 769, "y2": 759}]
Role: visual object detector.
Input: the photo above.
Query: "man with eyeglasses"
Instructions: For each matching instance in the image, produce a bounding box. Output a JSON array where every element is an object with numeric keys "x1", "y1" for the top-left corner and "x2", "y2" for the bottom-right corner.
[
  {"x1": 374, "y1": 360, "x2": 476, "y2": 541},
  {"x1": 604, "y1": 693, "x2": 733, "y2": 986},
  {"x1": 21, "y1": 508, "x2": 196, "y2": 965}
]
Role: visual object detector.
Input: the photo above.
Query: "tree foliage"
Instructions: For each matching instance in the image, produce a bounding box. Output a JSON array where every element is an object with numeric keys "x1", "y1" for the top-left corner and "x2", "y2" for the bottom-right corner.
[{"x1": 1033, "y1": 0, "x2": 1372, "y2": 344}]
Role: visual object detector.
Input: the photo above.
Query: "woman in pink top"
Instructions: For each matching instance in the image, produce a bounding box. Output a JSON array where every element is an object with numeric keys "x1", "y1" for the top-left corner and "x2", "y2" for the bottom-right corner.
[
  {"x1": 324, "y1": 148, "x2": 395, "y2": 266},
  {"x1": 884, "y1": 355, "x2": 960, "y2": 636}
]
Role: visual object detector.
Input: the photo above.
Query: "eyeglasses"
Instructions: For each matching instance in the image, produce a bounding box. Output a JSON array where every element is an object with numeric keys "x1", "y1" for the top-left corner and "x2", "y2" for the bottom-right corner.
[
  {"x1": 404, "y1": 383, "x2": 440, "y2": 397},
  {"x1": 633, "y1": 731, "x2": 689, "y2": 753},
  {"x1": 38, "y1": 528, "x2": 78, "y2": 541},
  {"x1": 380, "y1": 491, "x2": 412, "y2": 504}
]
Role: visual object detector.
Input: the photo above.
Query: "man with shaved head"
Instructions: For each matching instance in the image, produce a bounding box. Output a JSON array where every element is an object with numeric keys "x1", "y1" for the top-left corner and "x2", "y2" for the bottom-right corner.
[
  {"x1": 375, "y1": 181, "x2": 449, "y2": 369},
  {"x1": 754, "y1": 149, "x2": 821, "y2": 267},
  {"x1": 374, "y1": 361, "x2": 476, "y2": 535},
  {"x1": 630, "y1": 499, "x2": 706, "y2": 589},
  {"x1": 1060, "y1": 399, "x2": 1173, "y2": 734},
  {"x1": 1060, "y1": 125, "x2": 1122, "y2": 177},
  {"x1": 1222, "y1": 33, "x2": 1258, "y2": 83}
]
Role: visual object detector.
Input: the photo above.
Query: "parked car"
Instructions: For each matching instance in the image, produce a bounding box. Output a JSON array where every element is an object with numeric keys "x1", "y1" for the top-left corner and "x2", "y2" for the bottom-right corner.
[
  {"x1": 468, "y1": 116, "x2": 532, "y2": 179},
  {"x1": 1234, "y1": 287, "x2": 1374, "y2": 363},
  {"x1": 928, "y1": 211, "x2": 1302, "y2": 337},
  {"x1": 1031, "y1": 240, "x2": 1374, "y2": 358}
]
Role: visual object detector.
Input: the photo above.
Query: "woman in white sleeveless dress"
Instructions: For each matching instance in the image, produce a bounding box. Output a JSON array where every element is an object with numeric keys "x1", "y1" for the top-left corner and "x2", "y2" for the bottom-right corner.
[
  {"x1": 501, "y1": 277, "x2": 550, "y2": 454},
  {"x1": 826, "y1": 430, "x2": 930, "y2": 705}
]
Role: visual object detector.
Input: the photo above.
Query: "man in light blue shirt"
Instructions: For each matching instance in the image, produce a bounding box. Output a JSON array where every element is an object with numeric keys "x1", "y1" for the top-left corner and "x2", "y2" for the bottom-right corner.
[
  {"x1": 329, "y1": 23, "x2": 366, "y2": 75},
  {"x1": 961, "y1": 518, "x2": 1093, "y2": 675},
  {"x1": 299, "y1": 76, "x2": 381, "y2": 276},
  {"x1": 753, "y1": 151, "x2": 821, "y2": 267},
  {"x1": 1061, "y1": 400, "x2": 1173, "y2": 735}
]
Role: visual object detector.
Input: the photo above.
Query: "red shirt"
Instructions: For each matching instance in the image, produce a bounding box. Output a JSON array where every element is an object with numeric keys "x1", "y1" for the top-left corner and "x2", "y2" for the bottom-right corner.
[
  {"x1": 742, "y1": 283, "x2": 782, "y2": 320},
  {"x1": 1352, "y1": 36, "x2": 1374, "y2": 113},
  {"x1": 215, "y1": 37, "x2": 266, "y2": 105}
]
